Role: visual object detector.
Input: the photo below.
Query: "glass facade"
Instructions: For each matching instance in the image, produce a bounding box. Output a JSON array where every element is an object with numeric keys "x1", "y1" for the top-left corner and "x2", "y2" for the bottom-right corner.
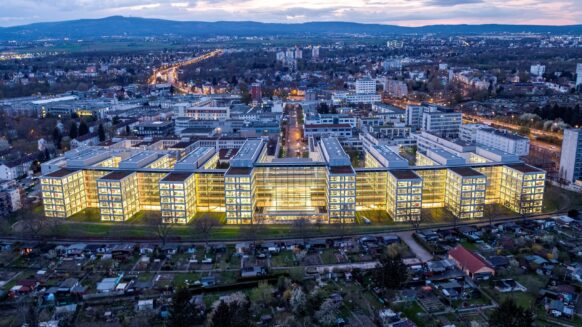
[
  {"x1": 500, "y1": 166, "x2": 545, "y2": 214},
  {"x1": 327, "y1": 169, "x2": 356, "y2": 223},
  {"x1": 225, "y1": 169, "x2": 255, "y2": 224},
  {"x1": 356, "y1": 170, "x2": 387, "y2": 210},
  {"x1": 41, "y1": 170, "x2": 86, "y2": 218},
  {"x1": 137, "y1": 172, "x2": 165, "y2": 210},
  {"x1": 195, "y1": 172, "x2": 226, "y2": 212},
  {"x1": 386, "y1": 171, "x2": 423, "y2": 222},
  {"x1": 41, "y1": 159, "x2": 546, "y2": 224},
  {"x1": 475, "y1": 166, "x2": 502, "y2": 204},
  {"x1": 97, "y1": 172, "x2": 140, "y2": 222},
  {"x1": 84, "y1": 170, "x2": 109, "y2": 208},
  {"x1": 160, "y1": 173, "x2": 197, "y2": 224},
  {"x1": 254, "y1": 166, "x2": 328, "y2": 222},
  {"x1": 414, "y1": 169, "x2": 447, "y2": 208},
  {"x1": 445, "y1": 168, "x2": 486, "y2": 219}
]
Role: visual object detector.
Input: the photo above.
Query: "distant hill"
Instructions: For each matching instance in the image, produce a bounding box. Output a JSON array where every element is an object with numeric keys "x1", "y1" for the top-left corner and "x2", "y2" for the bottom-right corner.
[{"x1": 1, "y1": 16, "x2": 582, "y2": 40}]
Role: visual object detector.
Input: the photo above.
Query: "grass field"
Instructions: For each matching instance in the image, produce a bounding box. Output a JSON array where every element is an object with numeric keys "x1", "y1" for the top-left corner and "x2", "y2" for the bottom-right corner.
[{"x1": 15, "y1": 182, "x2": 582, "y2": 241}]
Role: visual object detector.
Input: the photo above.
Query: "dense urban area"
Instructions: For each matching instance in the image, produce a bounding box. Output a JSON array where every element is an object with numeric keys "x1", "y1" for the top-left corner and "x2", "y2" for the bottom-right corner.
[{"x1": 1, "y1": 17, "x2": 582, "y2": 327}]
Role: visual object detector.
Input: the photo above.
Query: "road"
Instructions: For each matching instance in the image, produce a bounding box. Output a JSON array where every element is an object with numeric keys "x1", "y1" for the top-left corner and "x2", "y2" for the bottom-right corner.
[
  {"x1": 463, "y1": 113, "x2": 563, "y2": 140},
  {"x1": 283, "y1": 105, "x2": 306, "y2": 158},
  {"x1": 148, "y1": 49, "x2": 223, "y2": 94},
  {"x1": 397, "y1": 231, "x2": 433, "y2": 263}
]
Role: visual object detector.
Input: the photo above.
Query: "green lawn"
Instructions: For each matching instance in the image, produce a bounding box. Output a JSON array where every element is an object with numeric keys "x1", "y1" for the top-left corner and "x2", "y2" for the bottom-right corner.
[
  {"x1": 271, "y1": 251, "x2": 296, "y2": 267},
  {"x1": 543, "y1": 184, "x2": 582, "y2": 212}
]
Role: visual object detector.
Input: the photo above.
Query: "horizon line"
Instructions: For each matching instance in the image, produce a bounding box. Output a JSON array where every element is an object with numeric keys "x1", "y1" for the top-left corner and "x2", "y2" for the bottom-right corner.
[{"x1": 1, "y1": 15, "x2": 581, "y2": 29}]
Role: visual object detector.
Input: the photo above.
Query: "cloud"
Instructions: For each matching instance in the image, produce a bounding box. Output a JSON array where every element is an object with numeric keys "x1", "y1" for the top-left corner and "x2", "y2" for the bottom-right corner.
[
  {"x1": 425, "y1": 0, "x2": 483, "y2": 6},
  {"x1": 0, "y1": 0, "x2": 580, "y2": 27}
]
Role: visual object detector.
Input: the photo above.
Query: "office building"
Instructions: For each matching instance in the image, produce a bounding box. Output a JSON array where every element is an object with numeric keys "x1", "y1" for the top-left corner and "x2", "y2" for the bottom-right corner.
[
  {"x1": 251, "y1": 83, "x2": 262, "y2": 103},
  {"x1": 355, "y1": 77, "x2": 377, "y2": 94},
  {"x1": 576, "y1": 63, "x2": 582, "y2": 88},
  {"x1": 560, "y1": 129, "x2": 582, "y2": 183},
  {"x1": 312, "y1": 46, "x2": 320, "y2": 59},
  {"x1": 40, "y1": 134, "x2": 546, "y2": 224},
  {"x1": 384, "y1": 79, "x2": 408, "y2": 98}
]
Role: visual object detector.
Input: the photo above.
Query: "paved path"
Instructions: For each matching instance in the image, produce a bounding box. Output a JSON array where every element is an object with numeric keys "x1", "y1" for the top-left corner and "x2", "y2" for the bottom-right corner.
[{"x1": 396, "y1": 231, "x2": 433, "y2": 262}]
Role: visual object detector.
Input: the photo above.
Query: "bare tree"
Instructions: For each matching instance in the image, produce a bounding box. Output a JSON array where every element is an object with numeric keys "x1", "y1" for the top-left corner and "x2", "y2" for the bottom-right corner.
[
  {"x1": 193, "y1": 215, "x2": 221, "y2": 248},
  {"x1": 292, "y1": 218, "x2": 311, "y2": 244},
  {"x1": 242, "y1": 218, "x2": 265, "y2": 249},
  {"x1": 144, "y1": 212, "x2": 173, "y2": 246}
]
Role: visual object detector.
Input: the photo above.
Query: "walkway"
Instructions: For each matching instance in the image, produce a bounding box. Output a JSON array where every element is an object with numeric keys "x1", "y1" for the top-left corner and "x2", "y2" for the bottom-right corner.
[{"x1": 396, "y1": 231, "x2": 433, "y2": 262}]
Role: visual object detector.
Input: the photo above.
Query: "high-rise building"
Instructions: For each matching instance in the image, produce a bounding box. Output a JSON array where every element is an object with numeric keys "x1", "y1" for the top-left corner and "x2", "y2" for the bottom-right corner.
[
  {"x1": 384, "y1": 79, "x2": 408, "y2": 98},
  {"x1": 355, "y1": 77, "x2": 376, "y2": 94},
  {"x1": 560, "y1": 129, "x2": 582, "y2": 183},
  {"x1": 530, "y1": 64, "x2": 546, "y2": 77},
  {"x1": 311, "y1": 46, "x2": 320, "y2": 60},
  {"x1": 251, "y1": 83, "x2": 262, "y2": 103},
  {"x1": 576, "y1": 63, "x2": 582, "y2": 87},
  {"x1": 294, "y1": 47, "x2": 303, "y2": 60}
]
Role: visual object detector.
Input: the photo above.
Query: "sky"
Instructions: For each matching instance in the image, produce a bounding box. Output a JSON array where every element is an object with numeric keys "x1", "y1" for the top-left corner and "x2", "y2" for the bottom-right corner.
[{"x1": 0, "y1": 0, "x2": 580, "y2": 27}]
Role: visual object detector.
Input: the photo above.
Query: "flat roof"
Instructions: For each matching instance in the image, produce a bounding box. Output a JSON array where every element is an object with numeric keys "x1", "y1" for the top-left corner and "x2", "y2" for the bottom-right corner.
[
  {"x1": 449, "y1": 167, "x2": 484, "y2": 177},
  {"x1": 161, "y1": 172, "x2": 194, "y2": 182},
  {"x1": 100, "y1": 171, "x2": 135, "y2": 180},
  {"x1": 329, "y1": 166, "x2": 355, "y2": 175},
  {"x1": 226, "y1": 167, "x2": 253, "y2": 176},
  {"x1": 231, "y1": 139, "x2": 263, "y2": 168},
  {"x1": 169, "y1": 141, "x2": 195, "y2": 149},
  {"x1": 390, "y1": 170, "x2": 421, "y2": 180},
  {"x1": 370, "y1": 145, "x2": 408, "y2": 167},
  {"x1": 320, "y1": 137, "x2": 351, "y2": 167},
  {"x1": 505, "y1": 163, "x2": 543, "y2": 174},
  {"x1": 45, "y1": 169, "x2": 78, "y2": 178}
]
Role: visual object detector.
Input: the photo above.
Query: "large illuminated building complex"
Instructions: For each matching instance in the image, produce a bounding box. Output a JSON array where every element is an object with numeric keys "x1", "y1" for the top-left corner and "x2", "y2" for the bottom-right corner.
[{"x1": 40, "y1": 135, "x2": 546, "y2": 224}]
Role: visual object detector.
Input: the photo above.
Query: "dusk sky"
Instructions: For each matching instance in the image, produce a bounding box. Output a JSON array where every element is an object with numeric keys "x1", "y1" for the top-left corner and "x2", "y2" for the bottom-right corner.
[{"x1": 0, "y1": 0, "x2": 580, "y2": 27}]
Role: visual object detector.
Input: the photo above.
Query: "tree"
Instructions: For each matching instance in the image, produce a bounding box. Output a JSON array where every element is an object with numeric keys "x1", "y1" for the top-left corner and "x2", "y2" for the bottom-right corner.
[
  {"x1": 97, "y1": 123, "x2": 106, "y2": 142},
  {"x1": 375, "y1": 254, "x2": 408, "y2": 290},
  {"x1": 145, "y1": 213, "x2": 173, "y2": 246},
  {"x1": 249, "y1": 282, "x2": 274, "y2": 312},
  {"x1": 289, "y1": 287, "x2": 307, "y2": 314},
  {"x1": 193, "y1": 215, "x2": 221, "y2": 247},
  {"x1": 125, "y1": 125, "x2": 131, "y2": 135},
  {"x1": 169, "y1": 288, "x2": 200, "y2": 327},
  {"x1": 69, "y1": 122, "x2": 78, "y2": 139},
  {"x1": 292, "y1": 217, "x2": 311, "y2": 243},
  {"x1": 208, "y1": 293, "x2": 250, "y2": 327},
  {"x1": 315, "y1": 298, "x2": 340, "y2": 327},
  {"x1": 78, "y1": 120, "x2": 89, "y2": 136},
  {"x1": 52, "y1": 127, "x2": 62, "y2": 149},
  {"x1": 489, "y1": 298, "x2": 534, "y2": 327}
]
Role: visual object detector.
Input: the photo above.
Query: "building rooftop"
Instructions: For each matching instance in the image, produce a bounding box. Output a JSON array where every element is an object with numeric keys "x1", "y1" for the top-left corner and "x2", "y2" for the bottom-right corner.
[
  {"x1": 161, "y1": 172, "x2": 194, "y2": 182},
  {"x1": 320, "y1": 137, "x2": 351, "y2": 167},
  {"x1": 505, "y1": 163, "x2": 543, "y2": 174},
  {"x1": 45, "y1": 169, "x2": 78, "y2": 178},
  {"x1": 100, "y1": 171, "x2": 135, "y2": 181},
  {"x1": 304, "y1": 124, "x2": 352, "y2": 129},
  {"x1": 231, "y1": 139, "x2": 264, "y2": 168},
  {"x1": 169, "y1": 141, "x2": 195, "y2": 149},
  {"x1": 225, "y1": 167, "x2": 253, "y2": 176},
  {"x1": 329, "y1": 166, "x2": 355, "y2": 175},
  {"x1": 448, "y1": 167, "x2": 484, "y2": 178},
  {"x1": 174, "y1": 147, "x2": 215, "y2": 170},
  {"x1": 390, "y1": 170, "x2": 421, "y2": 180},
  {"x1": 369, "y1": 145, "x2": 408, "y2": 168}
]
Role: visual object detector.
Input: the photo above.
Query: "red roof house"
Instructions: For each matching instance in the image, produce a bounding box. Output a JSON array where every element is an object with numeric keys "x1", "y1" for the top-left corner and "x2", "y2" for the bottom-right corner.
[{"x1": 448, "y1": 245, "x2": 495, "y2": 279}]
